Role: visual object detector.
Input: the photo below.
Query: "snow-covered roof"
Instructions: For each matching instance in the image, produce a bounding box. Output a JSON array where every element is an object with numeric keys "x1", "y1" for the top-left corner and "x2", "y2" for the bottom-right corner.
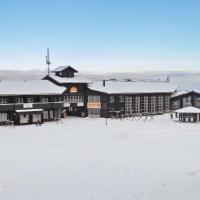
[
  {"x1": 171, "y1": 90, "x2": 200, "y2": 98},
  {"x1": 52, "y1": 66, "x2": 78, "y2": 72},
  {"x1": 48, "y1": 74, "x2": 92, "y2": 84},
  {"x1": 171, "y1": 90, "x2": 191, "y2": 98},
  {"x1": 176, "y1": 106, "x2": 200, "y2": 114},
  {"x1": 0, "y1": 80, "x2": 66, "y2": 96},
  {"x1": 88, "y1": 81, "x2": 178, "y2": 94},
  {"x1": 15, "y1": 109, "x2": 43, "y2": 113}
]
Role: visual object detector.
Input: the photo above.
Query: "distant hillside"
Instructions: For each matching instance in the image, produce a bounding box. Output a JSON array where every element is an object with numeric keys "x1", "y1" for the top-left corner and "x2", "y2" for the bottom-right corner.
[{"x1": 0, "y1": 70, "x2": 200, "y2": 90}]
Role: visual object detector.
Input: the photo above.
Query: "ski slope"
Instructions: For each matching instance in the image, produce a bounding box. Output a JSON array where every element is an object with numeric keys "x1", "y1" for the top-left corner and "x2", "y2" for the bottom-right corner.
[{"x1": 0, "y1": 115, "x2": 200, "y2": 200}]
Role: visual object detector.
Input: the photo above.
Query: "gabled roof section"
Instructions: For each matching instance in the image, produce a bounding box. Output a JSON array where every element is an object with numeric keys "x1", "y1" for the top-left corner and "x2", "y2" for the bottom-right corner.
[
  {"x1": 0, "y1": 80, "x2": 66, "y2": 96},
  {"x1": 47, "y1": 74, "x2": 92, "y2": 84},
  {"x1": 52, "y1": 66, "x2": 78, "y2": 73},
  {"x1": 171, "y1": 90, "x2": 200, "y2": 98}
]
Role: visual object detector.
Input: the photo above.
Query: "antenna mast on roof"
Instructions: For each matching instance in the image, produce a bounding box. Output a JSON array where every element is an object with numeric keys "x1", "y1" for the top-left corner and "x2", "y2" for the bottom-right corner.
[{"x1": 46, "y1": 48, "x2": 51, "y2": 75}]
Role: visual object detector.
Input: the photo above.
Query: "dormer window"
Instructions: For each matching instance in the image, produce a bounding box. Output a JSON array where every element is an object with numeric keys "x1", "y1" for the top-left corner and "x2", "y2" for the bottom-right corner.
[{"x1": 52, "y1": 66, "x2": 78, "y2": 78}]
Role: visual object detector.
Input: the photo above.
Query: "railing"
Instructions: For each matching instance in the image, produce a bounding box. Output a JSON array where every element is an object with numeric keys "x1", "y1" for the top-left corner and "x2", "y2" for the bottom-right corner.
[{"x1": 0, "y1": 101, "x2": 64, "y2": 111}]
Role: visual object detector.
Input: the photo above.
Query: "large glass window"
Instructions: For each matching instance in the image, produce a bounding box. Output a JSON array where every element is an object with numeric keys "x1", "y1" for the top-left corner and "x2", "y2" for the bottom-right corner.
[
  {"x1": 64, "y1": 95, "x2": 84, "y2": 103},
  {"x1": 109, "y1": 96, "x2": 114, "y2": 103},
  {"x1": 43, "y1": 111, "x2": 49, "y2": 119},
  {"x1": 141, "y1": 96, "x2": 148, "y2": 113},
  {"x1": 119, "y1": 95, "x2": 124, "y2": 102},
  {"x1": 194, "y1": 97, "x2": 200, "y2": 108},
  {"x1": 163, "y1": 95, "x2": 170, "y2": 111},
  {"x1": 125, "y1": 96, "x2": 132, "y2": 114},
  {"x1": 157, "y1": 95, "x2": 163, "y2": 112},
  {"x1": 88, "y1": 108, "x2": 100, "y2": 117},
  {"x1": 149, "y1": 96, "x2": 156, "y2": 113},
  {"x1": 171, "y1": 100, "x2": 180, "y2": 110},
  {"x1": 133, "y1": 96, "x2": 140, "y2": 113},
  {"x1": 183, "y1": 96, "x2": 192, "y2": 107},
  {"x1": 88, "y1": 96, "x2": 100, "y2": 103}
]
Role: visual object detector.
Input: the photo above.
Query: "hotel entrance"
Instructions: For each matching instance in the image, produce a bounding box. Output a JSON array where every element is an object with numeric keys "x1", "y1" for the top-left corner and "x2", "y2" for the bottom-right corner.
[
  {"x1": 63, "y1": 95, "x2": 85, "y2": 116},
  {"x1": 15, "y1": 109, "x2": 43, "y2": 125}
]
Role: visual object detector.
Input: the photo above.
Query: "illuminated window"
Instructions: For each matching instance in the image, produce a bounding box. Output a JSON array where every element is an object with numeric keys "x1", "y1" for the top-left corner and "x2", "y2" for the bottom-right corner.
[{"x1": 70, "y1": 87, "x2": 78, "y2": 93}]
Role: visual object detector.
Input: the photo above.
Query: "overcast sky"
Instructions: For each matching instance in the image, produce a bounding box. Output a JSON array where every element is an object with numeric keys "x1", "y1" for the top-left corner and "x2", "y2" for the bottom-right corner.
[{"x1": 0, "y1": 0, "x2": 200, "y2": 72}]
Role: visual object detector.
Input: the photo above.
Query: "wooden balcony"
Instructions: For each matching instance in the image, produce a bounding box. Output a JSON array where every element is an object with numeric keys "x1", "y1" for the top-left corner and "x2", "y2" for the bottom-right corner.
[{"x1": 0, "y1": 102, "x2": 64, "y2": 112}]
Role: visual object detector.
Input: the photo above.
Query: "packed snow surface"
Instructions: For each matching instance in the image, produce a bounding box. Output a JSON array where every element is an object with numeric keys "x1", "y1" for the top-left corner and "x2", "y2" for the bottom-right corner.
[{"x1": 0, "y1": 115, "x2": 200, "y2": 200}]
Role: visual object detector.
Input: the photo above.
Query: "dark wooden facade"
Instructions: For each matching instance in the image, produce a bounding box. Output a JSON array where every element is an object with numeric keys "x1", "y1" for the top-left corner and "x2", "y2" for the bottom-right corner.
[
  {"x1": 53, "y1": 66, "x2": 78, "y2": 78},
  {"x1": 86, "y1": 88, "x2": 172, "y2": 118},
  {"x1": 43, "y1": 67, "x2": 88, "y2": 117},
  {"x1": 0, "y1": 95, "x2": 63, "y2": 125},
  {"x1": 170, "y1": 91, "x2": 200, "y2": 110}
]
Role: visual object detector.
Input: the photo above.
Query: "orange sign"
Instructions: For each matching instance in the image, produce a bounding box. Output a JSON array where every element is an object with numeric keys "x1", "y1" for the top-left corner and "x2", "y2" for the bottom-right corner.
[
  {"x1": 70, "y1": 86, "x2": 78, "y2": 93},
  {"x1": 87, "y1": 102, "x2": 101, "y2": 109}
]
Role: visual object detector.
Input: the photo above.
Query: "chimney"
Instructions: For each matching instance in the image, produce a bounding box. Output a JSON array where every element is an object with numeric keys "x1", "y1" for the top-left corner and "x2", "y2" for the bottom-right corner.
[
  {"x1": 103, "y1": 80, "x2": 106, "y2": 87},
  {"x1": 166, "y1": 76, "x2": 170, "y2": 82}
]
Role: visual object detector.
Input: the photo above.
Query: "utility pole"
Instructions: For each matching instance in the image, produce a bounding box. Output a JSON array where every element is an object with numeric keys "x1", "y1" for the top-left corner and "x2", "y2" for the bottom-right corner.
[{"x1": 46, "y1": 48, "x2": 51, "y2": 75}]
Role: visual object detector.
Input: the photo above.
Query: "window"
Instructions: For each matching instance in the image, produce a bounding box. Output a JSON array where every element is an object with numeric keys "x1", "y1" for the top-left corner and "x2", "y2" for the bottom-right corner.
[
  {"x1": 41, "y1": 97, "x2": 48, "y2": 103},
  {"x1": 27, "y1": 97, "x2": 33, "y2": 103},
  {"x1": 172, "y1": 100, "x2": 180, "y2": 110},
  {"x1": 119, "y1": 95, "x2": 124, "y2": 102},
  {"x1": 55, "y1": 109, "x2": 61, "y2": 118},
  {"x1": 64, "y1": 95, "x2": 84, "y2": 103},
  {"x1": 50, "y1": 110, "x2": 54, "y2": 119},
  {"x1": 194, "y1": 97, "x2": 200, "y2": 108},
  {"x1": 183, "y1": 96, "x2": 192, "y2": 107},
  {"x1": 88, "y1": 108, "x2": 100, "y2": 117},
  {"x1": 163, "y1": 95, "x2": 170, "y2": 111},
  {"x1": 133, "y1": 96, "x2": 140, "y2": 113},
  {"x1": 0, "y1": 98, "x2": 7, "y2": 104},
  {"x1": 141, "y1": 96, "x2": 148, "y2": 113},
  {"x1": 16, "y1": 98, "x2": 23, "y2": 103},
  {"x1": 157, "y1": 95, "x2": 163, "y2": 112},
  {"x1": 109, "y1": 108, "x2": 114, "y2": 112},
  {"x1": 149, "y1": 96, "x2": 156, "y2": 113},
  {"x1": 125, "y1": 96, "x2": 132, "y2": 114},
  {"x1": 109, "y1": 96, "x2": 114, "y2": 103},
  {"x1": 43, "y1": 111, "x2": 49, "y2": 119},
  {"x1": 88, "y1": 96, "x2": 100, "y2": 103},
  {"x1": 0, "y1": 113, "x2": 7, "y2": 122}
]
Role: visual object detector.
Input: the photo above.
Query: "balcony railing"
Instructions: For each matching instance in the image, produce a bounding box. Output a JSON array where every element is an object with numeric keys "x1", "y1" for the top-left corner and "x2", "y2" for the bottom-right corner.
[{"x1": 0, "y1": 101, "x2": 64, "y2": 111}]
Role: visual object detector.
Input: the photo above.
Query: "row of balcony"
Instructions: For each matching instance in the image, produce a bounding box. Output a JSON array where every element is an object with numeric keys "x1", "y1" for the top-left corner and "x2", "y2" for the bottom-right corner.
[{"x1": 0, "y1": 102, "x2": 63, "y2": 112}]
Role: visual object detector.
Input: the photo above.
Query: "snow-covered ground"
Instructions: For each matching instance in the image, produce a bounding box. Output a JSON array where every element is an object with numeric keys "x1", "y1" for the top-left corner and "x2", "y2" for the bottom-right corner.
[{"x1": 0, "y1": 115, "x2": 200, "y2": 200}]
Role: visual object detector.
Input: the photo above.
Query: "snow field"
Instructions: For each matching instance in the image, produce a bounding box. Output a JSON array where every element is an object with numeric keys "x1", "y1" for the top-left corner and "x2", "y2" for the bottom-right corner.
[{"x1": 0, "y1": 115, "x2": 200, "y2": 200}]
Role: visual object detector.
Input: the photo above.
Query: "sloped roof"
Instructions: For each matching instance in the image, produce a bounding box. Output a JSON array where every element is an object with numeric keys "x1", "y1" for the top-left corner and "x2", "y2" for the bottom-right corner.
[
  {"x1": 176, "y1": 106, "x2": 200, "y2": 114},
  {"x1": 48, "y1": 74, "x2": 92, "y2": 84},
  {"x1": 52, "y1": 66, "x2": 78, "y2": 73},
  {"x1": 171, "y1": 90, "x2": 200, "y2": 98},
  {"x1": 88, "y1": 81, "x2": 178, "y2": 94},
  {"x1": 0, "y1": 80, "x2": 66, "y2": 96}
]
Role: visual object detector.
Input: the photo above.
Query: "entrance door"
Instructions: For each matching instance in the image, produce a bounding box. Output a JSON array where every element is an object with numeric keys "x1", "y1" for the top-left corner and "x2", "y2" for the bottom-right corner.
[
  {"x1": 20, "y1": 114, "x2": 29, "y2": 124},
  {"x1": 32, "y1": 114, "x2": 41, "y2": 123}
]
